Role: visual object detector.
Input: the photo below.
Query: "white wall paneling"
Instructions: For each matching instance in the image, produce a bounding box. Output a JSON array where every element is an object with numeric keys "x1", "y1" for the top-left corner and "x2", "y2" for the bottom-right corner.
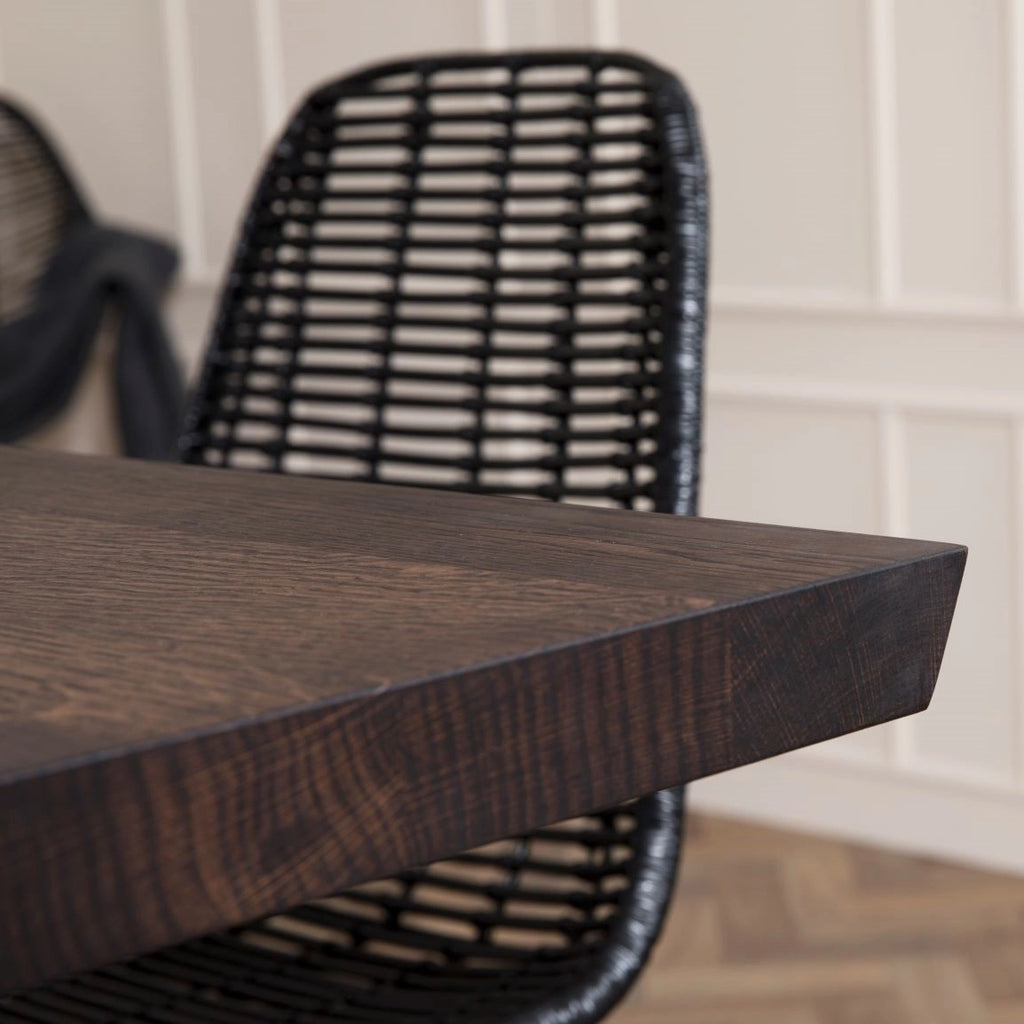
[
  {"x1": 592, "y1": 0, "x2": 617, "y2": 49},
  {"x1": 506, "y1": 0, "x2": 549, "y2": 47},
  {"x1": 893, "y1": 0, "x2": 1010, "y2": 306},
  {"x1": 1014, "y1": 419, "x2": 1024, "y2": 786},
  {"x1": 0, "y1": 0, "x2": 178, "y2": 238},
  {"x1": 253, "y1": 0, "x2": 286, "y2": 146},
  {"x1": 621, "y1": 0, "x2": 875, "y2": 301},
  {"x1": 8, "y1": 0, "x2": 1024, "y2": 870},
  {"x1": 1007, "y1": 0, "x2": 1024, "y2": 307},
  {"x1": 867, "y1": 0, "x2": 900, "y2": 303},
  {"x1": 275, "y1": 0, "x2": 481, "y2": 112},
  {"x1": 689, "y1": 753, "x2": 1024, "y2": 877},
  {"x1": 480, "y1": 0, "x2": 509, "y2": 49},
  {"x1": 159, "y1": 0, "x2": 204, "y2": 281},
  {"x1": 185, "y1": 0, "x2": 264, "y2": 283}
]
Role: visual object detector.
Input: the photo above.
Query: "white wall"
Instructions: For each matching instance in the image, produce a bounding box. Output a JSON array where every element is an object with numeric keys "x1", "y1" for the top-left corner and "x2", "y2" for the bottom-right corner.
[{"x1": 7, "y1": 0, "x2": 1024, "y2": 872}]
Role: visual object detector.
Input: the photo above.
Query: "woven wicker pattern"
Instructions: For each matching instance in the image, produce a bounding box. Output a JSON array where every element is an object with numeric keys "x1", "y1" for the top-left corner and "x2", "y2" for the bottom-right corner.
[
  {"x1": 2, "y1": 50, "x2": 707, "y2": 1024},
  {"x1": 181, "y1": 53, "x2": 701, "y2": 513},
  {"x1": 4, "y1": 808, "x2": 672, "y2": 1024},
  {"x1": 0, "y1": 99, "x2": 85, "y2": 325}
]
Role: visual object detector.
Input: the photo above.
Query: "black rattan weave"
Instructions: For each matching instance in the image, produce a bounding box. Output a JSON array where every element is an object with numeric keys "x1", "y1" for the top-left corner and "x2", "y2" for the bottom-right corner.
[
  {"x1": 2, "y1": 50, "x2": 707, "y2": 1024},
  {"x1": 0, "y1": 95, "x2": 183, "y2": 457},
  {"x1": 0, "y1": 98, "x2": 87, "y2": 326}
]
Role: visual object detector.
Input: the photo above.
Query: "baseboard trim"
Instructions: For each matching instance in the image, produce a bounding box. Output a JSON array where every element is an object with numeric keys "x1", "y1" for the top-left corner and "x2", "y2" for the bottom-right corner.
[{"x1": 688, "y1": 753, "x2": 1024, "y2": 876}]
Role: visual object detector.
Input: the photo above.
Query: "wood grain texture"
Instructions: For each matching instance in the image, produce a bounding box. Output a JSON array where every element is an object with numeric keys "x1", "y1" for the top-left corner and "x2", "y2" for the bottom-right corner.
[
  {"x1": 0, "y1": 446, "x2": 965, "y2": 993},
  {"x1": 611, "y1": 814, "x2": 1024, "y2": 1024}
]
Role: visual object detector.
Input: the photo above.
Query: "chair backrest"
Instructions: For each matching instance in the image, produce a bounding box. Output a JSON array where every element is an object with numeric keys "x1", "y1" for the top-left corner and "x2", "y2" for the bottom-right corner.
[
  {"x1": 0, "y1": 98, "x2": 88, "y2": 326},
  {"x1": 182, "y1": 51, "x2": 707, "y2": 517}
]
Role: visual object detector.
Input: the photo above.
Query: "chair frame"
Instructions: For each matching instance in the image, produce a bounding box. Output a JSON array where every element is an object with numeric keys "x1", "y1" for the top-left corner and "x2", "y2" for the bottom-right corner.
[{"x1": 177, "y1": 48, "x2": 708, "y2": 1024}]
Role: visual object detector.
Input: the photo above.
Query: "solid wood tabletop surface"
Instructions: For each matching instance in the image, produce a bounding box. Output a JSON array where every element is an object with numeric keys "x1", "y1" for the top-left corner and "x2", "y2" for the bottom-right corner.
[{"x1": 0, "y1": 446, "x2": 965, "y2": 993}]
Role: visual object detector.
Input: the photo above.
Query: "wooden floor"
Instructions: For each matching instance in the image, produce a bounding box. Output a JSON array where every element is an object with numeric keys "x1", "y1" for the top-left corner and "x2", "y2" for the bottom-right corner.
[{"x1": 611, "y1": 814, "x2": 1024, "y2": 1024}]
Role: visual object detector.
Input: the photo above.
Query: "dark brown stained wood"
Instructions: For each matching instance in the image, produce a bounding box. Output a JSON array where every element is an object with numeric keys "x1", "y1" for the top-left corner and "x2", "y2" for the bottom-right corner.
[{"x1": 0, "y1": 446, "x2": 965, "y2": 994}]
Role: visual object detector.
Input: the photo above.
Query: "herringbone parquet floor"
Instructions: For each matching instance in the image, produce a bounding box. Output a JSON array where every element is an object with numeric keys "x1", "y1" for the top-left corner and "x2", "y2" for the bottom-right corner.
[{"x1": 611, "y1": 814, "x2": 1024, "y2": 1024}]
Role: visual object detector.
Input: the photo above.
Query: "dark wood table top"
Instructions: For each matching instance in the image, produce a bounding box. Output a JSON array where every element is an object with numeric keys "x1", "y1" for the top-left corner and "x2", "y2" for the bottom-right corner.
[{"x1": 0, "y1": 446, "x2": 965, "y2": 994}]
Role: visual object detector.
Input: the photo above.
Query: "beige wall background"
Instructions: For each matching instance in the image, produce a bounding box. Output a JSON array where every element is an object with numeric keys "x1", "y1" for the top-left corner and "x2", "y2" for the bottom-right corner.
[{"x1": 8, "y1": 0, "x2": 1024, "y2": 872}]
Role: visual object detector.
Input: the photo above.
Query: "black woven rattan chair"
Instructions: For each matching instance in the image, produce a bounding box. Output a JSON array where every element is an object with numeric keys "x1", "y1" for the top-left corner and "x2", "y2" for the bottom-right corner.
[
  {"x1": 1, "y1": 50, "x2": 707, "y2": 1024},
  {"x1": 0, "y1": 98, "x2": 88, "y2": 325},
  {"x1": 0, "y1": 95, "x2": 183, "y2": 457},
  {"x1": 0, "y1": 97, "x2": 92, "y2": 436}
]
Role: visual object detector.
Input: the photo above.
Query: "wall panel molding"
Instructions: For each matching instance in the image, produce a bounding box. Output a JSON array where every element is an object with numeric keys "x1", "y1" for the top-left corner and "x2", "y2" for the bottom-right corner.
[
  {"x1": 709, "y1": 371, "x2": 1024, "y2": 418},
  {"x1": 877, "y1": 407, "x2": 914, "y2": 768},
  {"x1": 591, "y1": 0, "x2": 617, "y2": 48},
  {"x1": 160, "y1": 0, "x2": 205, "y2": 282},
  {"x1": 1012, "y1": 418, "x2": 1024, "y2": 786},
  {"x1": 892, "y1": 0, "x2": 1010, "y2": 305},
  {"x1": 479, "y1": 0, "x2": 508, "y2": 49},
  {"x1": 712, "y1": 285, "x2": 1023, "y2": 322},
  {"x1": 690, "y1": 752, "x2": 1024, "y2": 875},
  {"x1": 253, "y1": 0, "x2": 286, "y2": 144},
  {"x1": 1009, "y1": 0, "x2": 1024, "y2": 307},
  {"x1": 867, "y1": 0, "x2": 900, "y2": 303}
]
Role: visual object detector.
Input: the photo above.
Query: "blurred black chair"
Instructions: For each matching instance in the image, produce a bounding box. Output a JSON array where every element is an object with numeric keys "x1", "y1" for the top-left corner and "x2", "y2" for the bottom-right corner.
[
  {"x1": 4, "y1": 50, "x2": 707, "y2": 1024},
  {"x1": 0, "y1": 98, "x2": 88, "y2": 326},
  {"x1": 0, "y1": 96, "x2": 183, "y2": 458}
]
